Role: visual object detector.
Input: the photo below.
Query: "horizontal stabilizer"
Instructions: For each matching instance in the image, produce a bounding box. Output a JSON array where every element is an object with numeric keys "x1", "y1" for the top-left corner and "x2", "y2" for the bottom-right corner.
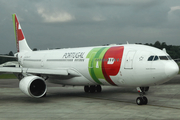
[{"x1": 0, "y1": 55, "x2": 17, "y2": 59}]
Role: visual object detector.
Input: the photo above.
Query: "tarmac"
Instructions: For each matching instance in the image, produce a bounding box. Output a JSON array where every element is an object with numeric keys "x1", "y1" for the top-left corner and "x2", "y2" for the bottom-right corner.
[{"x1": 0, "y1": 75, "x2": 180, "y2": 120}]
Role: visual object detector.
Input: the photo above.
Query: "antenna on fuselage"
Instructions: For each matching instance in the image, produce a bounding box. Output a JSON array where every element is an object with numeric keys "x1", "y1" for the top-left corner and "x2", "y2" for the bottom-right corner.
[{"x1": 126, "y1": 41, "x2": 129, "y2": 44}]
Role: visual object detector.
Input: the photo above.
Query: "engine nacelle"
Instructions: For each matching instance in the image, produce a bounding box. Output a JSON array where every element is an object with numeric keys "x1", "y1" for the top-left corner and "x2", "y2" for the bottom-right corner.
[{"x1": 19, "y1": 76, "x2": 47, "y2": 98}]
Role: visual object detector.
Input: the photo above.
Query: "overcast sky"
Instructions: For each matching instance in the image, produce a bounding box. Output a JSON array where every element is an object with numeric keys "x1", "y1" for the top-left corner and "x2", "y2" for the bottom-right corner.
[{"x1": 0, "y1": 0, "x2": 180, "y2": 53}]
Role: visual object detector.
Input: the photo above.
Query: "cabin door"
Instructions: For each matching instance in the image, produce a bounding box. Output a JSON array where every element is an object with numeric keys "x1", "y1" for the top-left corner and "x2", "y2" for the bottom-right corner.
[{"x1": 124, "y1": 51, "x2": 136, "y2": 69}]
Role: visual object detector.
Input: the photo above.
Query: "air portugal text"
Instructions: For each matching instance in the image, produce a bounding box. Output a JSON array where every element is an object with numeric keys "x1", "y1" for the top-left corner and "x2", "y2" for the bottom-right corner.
[{"x1": 62, "y1": 52, "x2": 85, "y2": 59}]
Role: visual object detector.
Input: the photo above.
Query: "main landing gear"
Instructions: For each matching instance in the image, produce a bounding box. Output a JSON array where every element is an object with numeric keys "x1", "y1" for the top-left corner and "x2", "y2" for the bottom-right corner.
[
  {"x1": 84, "y1": 85, "x2": 102, "y2": 93},
  {"x1": 136, "y1": 87, "x2": 149, "y2": 105}
]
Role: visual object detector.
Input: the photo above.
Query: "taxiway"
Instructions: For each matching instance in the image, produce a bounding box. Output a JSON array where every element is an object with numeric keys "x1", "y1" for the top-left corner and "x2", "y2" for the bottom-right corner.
[{"x1": 0, "y1": 75, "x2": 180, "y2": 119}]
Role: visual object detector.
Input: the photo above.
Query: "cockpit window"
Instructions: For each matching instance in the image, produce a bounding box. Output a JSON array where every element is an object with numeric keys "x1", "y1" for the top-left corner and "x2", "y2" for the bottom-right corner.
[
  {"x1": 148, "y1": 56, "x2": 154, "y2": 61},
  {"x1": 167, "y1": 56, "x2": 172, "y2": 60},
  {"x1": 159, "y1": 56, "x2": 168, "y2": 60},
  {"x1": 153, "y1": 56, "x2": 159, "y2": 61},
  {"x1": 148, "y1": 55, "x2": 171, "y2": 61},
  {"x1": 148, "y1": 55, "x2": 159, "y2": 61}
]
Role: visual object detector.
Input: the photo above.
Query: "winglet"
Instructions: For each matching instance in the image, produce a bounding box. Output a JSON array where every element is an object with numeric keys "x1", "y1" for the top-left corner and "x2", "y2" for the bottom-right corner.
[{"x1": 12, "y1": 14, "x2": 32, "y2": 52}]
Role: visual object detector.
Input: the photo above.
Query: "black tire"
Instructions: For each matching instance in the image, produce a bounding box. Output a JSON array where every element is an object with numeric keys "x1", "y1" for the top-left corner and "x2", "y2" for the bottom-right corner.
[
  {"x1": 143, "y1": 96, "x2": 148, "y2": 105},
  {"x1": 84, "y1": 86, "x2": 90, "y2": 93},
  {"x1": 136, "y1": 97, "x2": 143, "y2": 105},
  {"x1": 96, "y1": 85, "x2": 102, "y2": 93},
  {"x1": 90, "y1": 85, "x2": 95, "y2": 93}
]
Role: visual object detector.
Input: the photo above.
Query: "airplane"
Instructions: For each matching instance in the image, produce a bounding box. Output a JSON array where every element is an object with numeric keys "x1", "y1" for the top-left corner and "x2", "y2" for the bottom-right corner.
[{"x1": 0, "y1": 14, "x2": 179, "y2": 105}]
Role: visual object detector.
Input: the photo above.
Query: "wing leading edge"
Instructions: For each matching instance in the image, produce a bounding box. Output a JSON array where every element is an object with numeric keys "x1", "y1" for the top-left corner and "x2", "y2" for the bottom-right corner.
[{"x1": 0, "y1": 67, "x2": 80, "y2": 76}]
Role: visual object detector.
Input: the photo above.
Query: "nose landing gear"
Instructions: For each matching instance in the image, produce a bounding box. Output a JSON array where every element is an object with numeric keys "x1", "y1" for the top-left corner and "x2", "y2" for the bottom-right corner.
[{"x1": 136, "y1": 87, "x2": 148, "y2": 105}]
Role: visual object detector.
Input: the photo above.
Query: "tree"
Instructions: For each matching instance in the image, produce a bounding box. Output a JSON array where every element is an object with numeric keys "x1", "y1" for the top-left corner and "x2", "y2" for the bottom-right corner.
[
  {"x1": 33, "y1": 48, "x2": 37, "y2": 51},
  {"x1": 161, "y1": 42, "x2": 167, "y2": 49},
  {"x1": 154, "y1": 41, "x2": 161, "y2": 49},
  {"x1": 8, "y1": 51, "x2": 14, "y2": 56}
]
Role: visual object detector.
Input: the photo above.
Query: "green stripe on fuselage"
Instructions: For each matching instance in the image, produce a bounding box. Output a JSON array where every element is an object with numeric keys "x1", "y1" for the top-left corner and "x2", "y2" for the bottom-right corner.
[{"x1": 86, "y1": 47, "x2": 109, "y2": 84}]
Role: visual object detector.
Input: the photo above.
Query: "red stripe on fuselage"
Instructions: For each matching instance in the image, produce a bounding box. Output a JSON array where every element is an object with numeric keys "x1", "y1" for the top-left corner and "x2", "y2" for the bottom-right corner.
[{"x1": 102, "y1": 46, "x2": 124, "y2": 85}]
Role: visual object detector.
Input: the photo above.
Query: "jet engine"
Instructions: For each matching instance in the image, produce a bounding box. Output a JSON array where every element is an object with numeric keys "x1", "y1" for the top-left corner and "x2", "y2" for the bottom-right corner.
[{"x1": 19, "y1": 76, "x2": 47, "y2": 98}]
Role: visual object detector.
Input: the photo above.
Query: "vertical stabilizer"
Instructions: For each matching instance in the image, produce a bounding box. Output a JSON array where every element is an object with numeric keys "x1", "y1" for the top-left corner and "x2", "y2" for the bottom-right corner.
[{"x1": 12, "y1": 14, "x2": 32, "y2": 52}]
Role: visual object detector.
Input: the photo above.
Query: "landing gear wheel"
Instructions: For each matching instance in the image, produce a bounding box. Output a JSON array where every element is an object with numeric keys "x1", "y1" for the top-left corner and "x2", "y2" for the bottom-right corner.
[
  {"x1": 84, "y1": 85, "x2": 102, "y2": 93},
  {"x1": 136, "y1": 96, "x2": 148, "y2": 105},
  {"x1": 136, "y1": 97, "x2": 143, "y2": 105},
  {"x1": 84, "y1": 86, "x2": 90, "y2": 93},
  {"x1": 143, "y1": 96, "x2": 148, "y2": 105},
  {"x1": 90, "y1": 85, "x2": 96, "y2": 93},
  {"x1": 96, "y1": 85, "x2": 102, "y2": 93}
]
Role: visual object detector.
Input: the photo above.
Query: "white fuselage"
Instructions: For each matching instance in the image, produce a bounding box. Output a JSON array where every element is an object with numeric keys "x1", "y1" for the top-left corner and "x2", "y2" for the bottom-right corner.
[{"x1": 17, "y1": 44, "x2": 179, "y2": 87}]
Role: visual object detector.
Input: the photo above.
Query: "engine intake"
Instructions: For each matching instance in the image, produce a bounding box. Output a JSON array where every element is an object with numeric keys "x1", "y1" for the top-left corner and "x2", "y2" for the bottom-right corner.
[{"x1": 19, "y1": 76, "x2": 47, "y2": 98}]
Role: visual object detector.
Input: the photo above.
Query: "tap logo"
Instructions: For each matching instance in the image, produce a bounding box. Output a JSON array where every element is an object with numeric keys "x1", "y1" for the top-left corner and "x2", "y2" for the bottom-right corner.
[{"x1": 86, "y1": 46, "x2": 124, "y2": 85}]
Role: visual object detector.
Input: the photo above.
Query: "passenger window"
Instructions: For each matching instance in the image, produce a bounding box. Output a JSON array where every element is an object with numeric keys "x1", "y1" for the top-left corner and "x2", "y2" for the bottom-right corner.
[
  {"x1": 153, "y1": 56, "x2": 159, "y2": 61},
  {"x1": 148, "y1": 56, "x2": 154, "y2": 61},
  {"x1": 159, "y1": 56, "x2": 168, "y2": 60}
]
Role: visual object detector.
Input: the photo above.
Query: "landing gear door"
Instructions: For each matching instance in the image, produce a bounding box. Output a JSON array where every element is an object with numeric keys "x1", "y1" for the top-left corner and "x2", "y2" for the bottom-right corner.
[{"x1": 124, "y1": 51, "x2": 136, "y2": 69}]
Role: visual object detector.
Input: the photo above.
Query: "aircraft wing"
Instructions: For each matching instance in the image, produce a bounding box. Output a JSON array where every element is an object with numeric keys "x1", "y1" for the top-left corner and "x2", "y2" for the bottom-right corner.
[
  {"x1": 25, "y1": 68, "x2": 68, "y2": 75},
  {"x1": 0, "y1": 55, "x2": 17, "y2": 58},
  {"x1": 0, "y1": 67, "x2": 21, "y2": 73},
  {"x1": 0, "y1": 67, "x2": 80, "y2": 76}
]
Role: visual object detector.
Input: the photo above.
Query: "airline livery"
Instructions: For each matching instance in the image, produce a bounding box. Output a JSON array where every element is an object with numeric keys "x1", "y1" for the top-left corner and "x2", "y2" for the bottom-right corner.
[{"x1": 0, "y1": 14, "x2": 179, "y2": 105}]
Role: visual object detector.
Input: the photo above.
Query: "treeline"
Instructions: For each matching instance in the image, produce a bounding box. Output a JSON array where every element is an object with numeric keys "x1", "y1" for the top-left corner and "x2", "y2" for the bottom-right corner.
[
  {"x1": 0, "y1": 51, "x2": 16, "y2": 64},
  {"x1": 0, "y1": 41, "x2": 180, "y2": 64},
  {"x1": 137, "y1": 41, "x2": 180, "y2": 59}
]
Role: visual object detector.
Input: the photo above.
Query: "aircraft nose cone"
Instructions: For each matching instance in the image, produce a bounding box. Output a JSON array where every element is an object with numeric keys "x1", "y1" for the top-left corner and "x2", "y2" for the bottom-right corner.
[{"x1": 165, "y1": 62, "x2": 179, "y2": 78}]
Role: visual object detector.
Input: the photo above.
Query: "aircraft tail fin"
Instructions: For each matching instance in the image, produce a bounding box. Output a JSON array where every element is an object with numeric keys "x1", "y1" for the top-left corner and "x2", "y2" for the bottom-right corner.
[{"x1": 12, "y1": 14, "x2": 32, "y2": 52}]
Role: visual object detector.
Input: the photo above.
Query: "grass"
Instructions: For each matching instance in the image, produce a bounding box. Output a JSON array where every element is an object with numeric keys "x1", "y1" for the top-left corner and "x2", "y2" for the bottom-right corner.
[{"x1": 0, "y1": 74, "x2": 17, "y2": 79}]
